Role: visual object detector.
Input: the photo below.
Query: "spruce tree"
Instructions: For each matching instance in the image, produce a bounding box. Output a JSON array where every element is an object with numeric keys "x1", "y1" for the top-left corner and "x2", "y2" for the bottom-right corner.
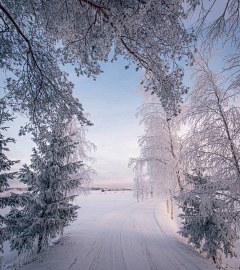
[
  {"x1": 176, "y1": 173, "x2": 237, "y2": 266},
  {"x1": 7, "y1": 115, "x2": 83, "y2": 254},
  {"x1": 0, "y1": 100, "x2": 19, "y2": 254}
]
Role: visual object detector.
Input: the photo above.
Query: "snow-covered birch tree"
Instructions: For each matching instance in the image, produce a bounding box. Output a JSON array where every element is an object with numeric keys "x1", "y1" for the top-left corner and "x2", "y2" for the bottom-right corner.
[
  {"x1": 177, "y1": 50, "x2": 240, "y2": 265},
  {"x1": 129, "y1": 92, "x2": 184, "y2": 217},
  {"x1": 187, "y1": 0, "x2": 240, "y2": 97},
  {"x1": 133, "y1": 164, "x2": 147, "y2": 202},
  {"x1": 64, "y1": 114, "x2": 96, "y2": 196},
  {"x1": 60, "y1": 114, "x2": 96, "y2": 235}
]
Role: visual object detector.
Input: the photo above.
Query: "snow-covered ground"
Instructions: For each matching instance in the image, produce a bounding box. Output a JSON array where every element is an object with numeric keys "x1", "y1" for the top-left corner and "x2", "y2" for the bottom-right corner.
[{"x1": 1, "y1": 191, "x2": 240, "y2": 269}]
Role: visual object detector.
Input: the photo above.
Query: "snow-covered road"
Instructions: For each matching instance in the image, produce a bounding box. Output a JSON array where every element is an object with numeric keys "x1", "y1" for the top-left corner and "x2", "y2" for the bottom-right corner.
[{"x1": 21, "y1": 196, "x2": 216, "y2": 270}]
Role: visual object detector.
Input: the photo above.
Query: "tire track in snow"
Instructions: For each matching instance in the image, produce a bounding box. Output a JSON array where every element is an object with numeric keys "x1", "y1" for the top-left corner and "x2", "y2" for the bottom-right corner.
[
  {"x1": 86, "y1": 203, "x2": 144, "y2": 270},
  {"x1": 111, "y1": 201, "x2": 148, "y2": 270},
  {"x1": 20, "y1": 196, "x2": 217, "y2": 270},
  {"x1": 145, "y1": 200, "x2": 198, "y2": 270},
  {"x1": 65, "y1": 256, "x2": 78, "y2": 270},
  {"x1": 152, "y1": 200, "x2": 204, "y2": 270},
  {"x1": 85, "y1": 199, "x2": 216, "y2": 270},
  {"x1": 117, "y1": 211, "x2": 128, "y2": 270},
  {"x1": 147, "y1": 202, "x2": 190, "y2": 270},
  {"x1": 86, "y1": 217, "x2": 117, "y2": 270},
  {"x1": 137, "y1": 202, "x2": 167, "y2": 270},
  {"x1": 87, "y1": 242, "x2": 105, "y2": 270},
  {"x1": 120, "y1": 199, "x2": 164, "y2": 270},
  {"x1": 132, "y1": 199, "x2": 215, "y2": 270},
  {"x1": 118, "y1": 201, "x2": 148, "y2": 270}
]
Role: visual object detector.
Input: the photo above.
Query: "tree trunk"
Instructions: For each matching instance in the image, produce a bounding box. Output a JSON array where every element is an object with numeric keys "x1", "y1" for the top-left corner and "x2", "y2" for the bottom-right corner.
[
  {"x1": 37, "y1": 234, "x2": 43, "y2": 254},
  {"x1": 167, "y1": 198, "x2": 170, "y2": 213},
  {"x1": 166, "y1": 119, "x2": 183, "y2": 191},
  {"x1": 211, "y1": 73, "x2": 240, "y2": 179},
  {"x1": 171, "y1": 197, "x2": 174, "y2": 220},
  {"x1": 169, "y1": 189, "x2": 174, "y2": 220},
  {"x1": 0, "y1": 256, "x2": 3, "y2": 270},
  {"x1": 212, "y1": 256, "x2": 216, "y2": 264},
  {"x1": 166, "y1": 192, "x2": 170, "y2": 213}
]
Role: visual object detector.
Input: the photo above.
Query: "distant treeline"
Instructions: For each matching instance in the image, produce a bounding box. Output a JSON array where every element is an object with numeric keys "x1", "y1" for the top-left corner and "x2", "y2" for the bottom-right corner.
[{"x1": 91, "y1": 188, "x2": 131, "y2": 191}]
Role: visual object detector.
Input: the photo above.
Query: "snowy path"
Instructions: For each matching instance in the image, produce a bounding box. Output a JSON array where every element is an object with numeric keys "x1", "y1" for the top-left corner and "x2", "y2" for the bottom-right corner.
[{"x1": 21, "y1": 197, "x2": 216, "y2": 270}]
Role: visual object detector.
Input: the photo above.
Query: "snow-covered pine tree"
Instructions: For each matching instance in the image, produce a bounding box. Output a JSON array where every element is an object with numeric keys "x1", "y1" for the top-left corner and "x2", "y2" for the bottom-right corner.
[
  {"x1": 177, "y1": 172, "x2": 237, "y2": 266},
  {"x1": 7, "y1": 115, "x2": 84, "y2": 254},
  {"x1": 0, "y1": 100, "x2": 19, "y2": 254}
]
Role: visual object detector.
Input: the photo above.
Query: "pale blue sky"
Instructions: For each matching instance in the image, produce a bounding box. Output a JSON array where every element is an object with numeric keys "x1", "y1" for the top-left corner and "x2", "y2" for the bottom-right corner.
[
  {"x1": 2, "y1": 44, "x2": 238, "y2": 188},
  {"x1": 67, "y1": 56, "x2": 145, "y2": 188},
  {"x1": 1, "y1": 0, "x2": 239, "y2": 188},
  {"x1": 2, "y1": 54, "x2": 146, "y2": 188}
]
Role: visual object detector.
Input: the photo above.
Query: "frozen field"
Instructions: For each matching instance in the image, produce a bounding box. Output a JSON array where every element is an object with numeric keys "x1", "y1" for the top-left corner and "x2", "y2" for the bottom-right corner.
[{"x1": 1, "y1": 191, "x2": 240, "y2": 269}]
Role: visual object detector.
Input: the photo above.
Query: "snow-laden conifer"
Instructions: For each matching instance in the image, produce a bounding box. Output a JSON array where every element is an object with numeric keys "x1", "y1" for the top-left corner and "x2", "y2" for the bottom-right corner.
[
  {"x1": 7, "y1": 115, "x2": 84, "y2": 254},
  {"x1": 177, "y1": 172, "x2": 237, "y2": 266},
  {"x1": 0, "y1": 100, "x2": 19, "y2": 254}
]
